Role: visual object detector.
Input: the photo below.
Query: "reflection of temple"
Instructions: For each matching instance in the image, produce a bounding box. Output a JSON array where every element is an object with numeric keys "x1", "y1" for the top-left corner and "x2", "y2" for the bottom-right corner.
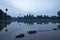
[
  {"x1": 17, "y1": 21, "x2": 49, "y2": 25},
  {"x1": 24, "y1": 21, "x2": 34, "y2": 25},
  {"x1": 0, "y1": 21, "x2": 12, "y2": 31}
]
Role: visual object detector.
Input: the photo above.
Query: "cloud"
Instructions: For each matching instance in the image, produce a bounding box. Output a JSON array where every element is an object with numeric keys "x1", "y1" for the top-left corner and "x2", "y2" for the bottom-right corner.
[
  {"x1": 0, "y1": 0, "x2": 60, "y2": 17},
  {"x1": 5, "y1": 0, "x2": 58, "y2": 11}
]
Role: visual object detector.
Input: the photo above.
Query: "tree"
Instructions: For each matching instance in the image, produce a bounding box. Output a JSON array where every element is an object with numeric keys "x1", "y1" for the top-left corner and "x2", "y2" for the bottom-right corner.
[
  {"x1": 0, "y1": 9, "x2": 4, "y2": 19},
  {"x1": 0, "y1": 9, "x2": 12, "y2": 20},
  {"x1": 57, "y1": 11, "x2": 60, "y2": 16},
  {"x1": 5, "y1": 8, "x2": 8, "y2": 13}
]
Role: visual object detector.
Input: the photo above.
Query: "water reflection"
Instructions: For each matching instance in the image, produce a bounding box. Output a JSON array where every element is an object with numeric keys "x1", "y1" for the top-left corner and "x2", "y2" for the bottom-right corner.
[
  {"x1": 0, "y1": 21, "x2": 12, "y2": 31},
  {"x1": 52, "y1": 25, "x2": 60, "y2": 30},
  {"x1": 38, "y1": 30, "x2": 50, "y2": 32},
  {"x1": 0, "y1": 21, "x2": 60, "y2": 40},
  {"x1": 24, "y1": 21, "x2": 34, "y2": 25},
  {"x1": 0, "y1": 21, "x2": 60, "y2": 32},
  {"x1": 17, "y1": 21, "x2": 59, "y2": 25},
  {"x1": 57, "y1": 25, "x2": 60, "y2": 30}
]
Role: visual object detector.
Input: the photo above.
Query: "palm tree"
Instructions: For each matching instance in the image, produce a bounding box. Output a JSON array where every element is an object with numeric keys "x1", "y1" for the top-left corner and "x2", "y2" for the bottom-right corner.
[
  {"x1": 5, "y1": 8, "x2": 8, "y2": 13},
  {"x1": 5, "y1": 8, "x2": 8, "y2": 20},
  {"x1": 57, "y1": 11, "x2": 60, "y2": 16}
]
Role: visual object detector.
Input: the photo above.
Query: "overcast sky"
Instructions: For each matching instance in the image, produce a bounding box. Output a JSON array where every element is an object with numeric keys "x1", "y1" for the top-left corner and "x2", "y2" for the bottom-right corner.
[{"x1": 0, "y1": 0, "x2": 60, "y2": 17}]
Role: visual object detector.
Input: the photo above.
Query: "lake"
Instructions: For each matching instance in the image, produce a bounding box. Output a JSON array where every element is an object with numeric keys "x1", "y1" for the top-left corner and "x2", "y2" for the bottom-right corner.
[{"x1": 0, "y1": 21, "x2": 60, "y2": 40}]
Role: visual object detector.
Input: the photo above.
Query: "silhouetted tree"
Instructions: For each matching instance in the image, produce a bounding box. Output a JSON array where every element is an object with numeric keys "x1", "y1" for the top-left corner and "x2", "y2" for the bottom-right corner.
[
  {"x1": 5, "y1": 8, "x2": 8, "y2": 13},
  {"x1": 57, "y1": 11, "x2": 60, "y2": 16},
  {"x1": 0, "y1": 9, "x2": 4, "y2": 19},
  {"x1": 50, "y1": 16, "x2": 57, "y2": 19},
  {"x1": 0, "y1": 9, "x2": 12, "y2": 20}
]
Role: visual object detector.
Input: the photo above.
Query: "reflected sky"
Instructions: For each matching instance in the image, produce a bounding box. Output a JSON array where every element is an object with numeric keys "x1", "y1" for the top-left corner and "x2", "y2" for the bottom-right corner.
[
  {"x1": 0, "y1": 21, "x2": 60, "y2": 40},
  {"x1": 0, "y1": 21, "x2": 60, "y2": 32}
]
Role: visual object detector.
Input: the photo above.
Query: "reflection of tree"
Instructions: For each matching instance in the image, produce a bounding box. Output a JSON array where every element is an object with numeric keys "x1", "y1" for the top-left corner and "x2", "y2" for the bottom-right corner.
[
  {"x1": 0, "y1": 21, "x2": 12, "y2": 31},
  {"x1": 57, "y1": 25, "x2": 60, "y2": 30},
  {"x1": 52, "y1": 25, "x2": 60, "y2": 30},
  {"x1": 36, "y1": 21, "x2": 49, "y2": 25},
  {"x1": 0, "y1": 24, "x2": 4, "y2": 31},
  {"x1": 43, "y1": 21, "x2": 49, "y2": 25}
]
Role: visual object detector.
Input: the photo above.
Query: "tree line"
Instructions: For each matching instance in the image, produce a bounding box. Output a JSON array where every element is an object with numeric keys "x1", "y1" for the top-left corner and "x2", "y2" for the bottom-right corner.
[
  {"x1": 0, "y1": 8, "x2": 60, "y2": 21},
  {"x1": 0, "y1": 9, "x2": 12, "y2": 20},
  {"x1": 17, "y1": 11, "x2": 60, "y2": 21}
]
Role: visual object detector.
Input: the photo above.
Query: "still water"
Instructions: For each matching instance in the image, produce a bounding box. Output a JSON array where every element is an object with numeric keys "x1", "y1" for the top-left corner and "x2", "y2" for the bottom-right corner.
[{"x1": 0, "y1": 21, "x2": 60, "y2": 40}]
